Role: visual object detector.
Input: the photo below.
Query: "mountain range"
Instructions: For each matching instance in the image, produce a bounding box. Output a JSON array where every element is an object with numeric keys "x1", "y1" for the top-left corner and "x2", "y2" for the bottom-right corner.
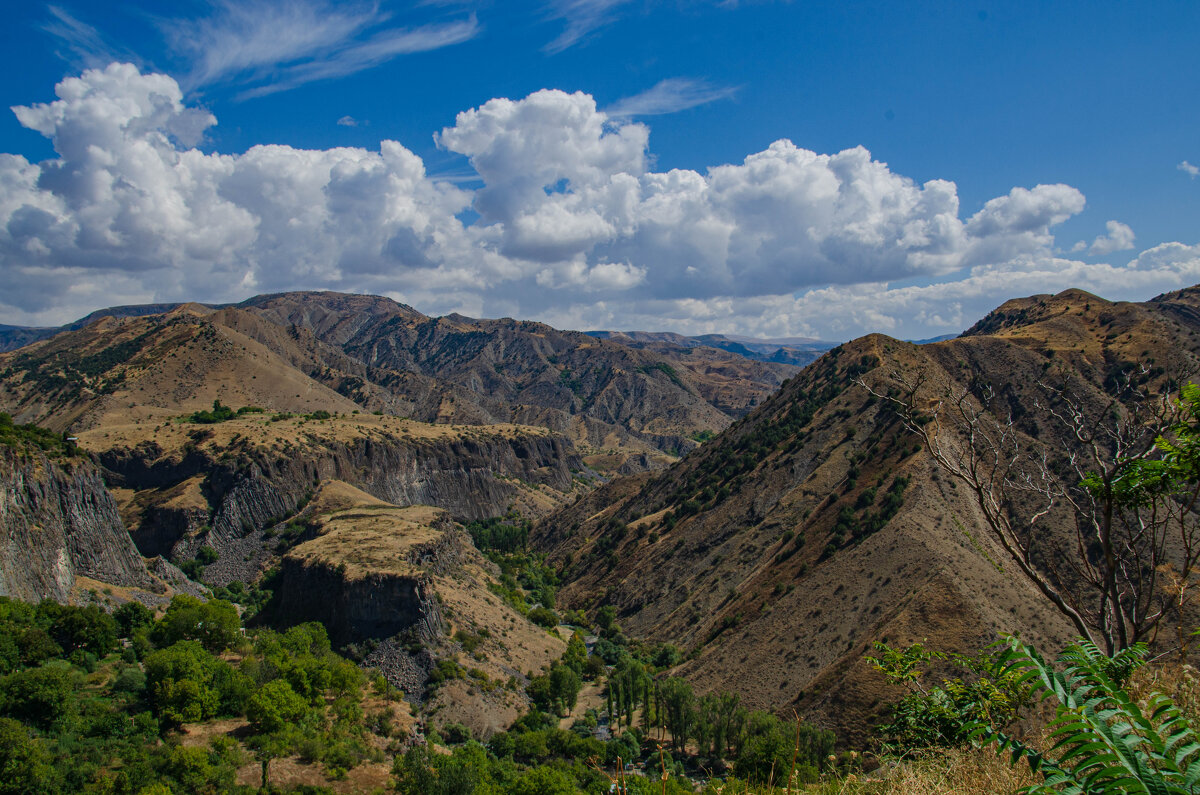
[{"x1": 3, "y1": 284, "x2": 1199, "y2": 742}]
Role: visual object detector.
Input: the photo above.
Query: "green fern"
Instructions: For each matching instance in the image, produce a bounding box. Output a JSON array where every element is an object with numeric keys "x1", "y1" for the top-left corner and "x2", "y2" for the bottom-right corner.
[{"x1": 971, "y1": 636, "x2": 1200, "y2": 793}]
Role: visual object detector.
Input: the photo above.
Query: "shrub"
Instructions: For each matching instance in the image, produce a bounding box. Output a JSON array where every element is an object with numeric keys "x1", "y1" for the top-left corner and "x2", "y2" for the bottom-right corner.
[
  {"x1": 869, "y1": 640, "x2": 1029, "y2": 752},
  {"x1": 528, "y1": 607, "x2": 559, "y2": 629},
  {"x1": 0, "y1": 664, "x2": 77, "y2": 730}
]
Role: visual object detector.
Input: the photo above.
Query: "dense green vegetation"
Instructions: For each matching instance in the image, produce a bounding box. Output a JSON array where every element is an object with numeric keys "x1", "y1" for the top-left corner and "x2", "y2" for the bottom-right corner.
[
  {"x1": 186, "y1": 400, "x2": 265, "y2": 424},
  {"x1": 469, "y1": 514, "x2": 562, "y2": 624},
  {"x1": 0, "y1": 595, "x2": 396, "y2": 794},
  {"x1": 466, "y1": 515, "x2": 531, "y2": 554},
  {"x1": 0, "y1": 412, "x2": 71, "y2": 455}
]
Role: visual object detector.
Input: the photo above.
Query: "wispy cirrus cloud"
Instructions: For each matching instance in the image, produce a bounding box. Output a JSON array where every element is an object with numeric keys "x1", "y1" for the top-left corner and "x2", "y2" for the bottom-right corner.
[
  {"x1": 158, "y1": 0, "x2": 479, "y2": 97},
  {"x1": 606, "y1": 78, "x2": 739, "y2": 118},
  {"x1": 42, "y1": 5, "x2": 139, "y2": 70},
  {"x1": 543, "y1": 0, "x2": 633, "y2": 53},
  {"x1": 235, "y1": 16, "x2": 480, "y2": 99}
]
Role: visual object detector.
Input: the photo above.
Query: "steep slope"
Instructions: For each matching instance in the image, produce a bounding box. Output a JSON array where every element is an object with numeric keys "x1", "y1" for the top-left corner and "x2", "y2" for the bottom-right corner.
[
  {"x1": 533, "y1": 286, "x2": 1200, "y2": 743},
  {"x1": 270, "y1": 482, "x2": 565, "y2": 735},
  {"x1": 0, "y1": 445, "x2": 153, "y2": 602},
  {"x1": 0, "y1": 437, "x2": 203, "y2": 606}
]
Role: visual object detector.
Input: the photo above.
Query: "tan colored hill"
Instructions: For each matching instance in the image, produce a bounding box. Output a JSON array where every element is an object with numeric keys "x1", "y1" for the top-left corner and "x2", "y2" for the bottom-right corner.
[
  {"x1": 232, "y1": 291, "x2": 796, "y2": 465},
  {"x1": 0, "y1": 290, "x2": 796, "y2": 473},
  {"x1": 0, "y1": 307, "x2": 361, "y2": 432},
  {"x1": 533, "y1": 285, "x2": 1200, "y2": 744}
]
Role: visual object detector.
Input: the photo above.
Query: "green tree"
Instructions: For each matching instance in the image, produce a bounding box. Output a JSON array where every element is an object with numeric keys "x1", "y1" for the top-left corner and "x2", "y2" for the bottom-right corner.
[
  {"x1": 392, "y1": 742, "x2": 494, "y2": 795},
  {"x1": 113, "y1": 601, "x2": 154, "y2": 636},
  {"x1": 0, "y1": 664, "x2": 77, "y2": 730},
  {"x1": 562, "y1": 632, "x2": 588, "y2": 675},
  {"x1": 509, "y1": 765, "x2": 576, "y2": 795},
  {"x1": 143, "y1": 642, "x2": 230, "y2": 725},
  {"x1": 246, "y1": 679, "x2": 309, "y2": 734},
  {"x1": 659, "y1": 677, "x2": 695, "y2": 753},
  {"x1": 550, "y1": 665, "x2": 582, "y2": 714},
  {"x1": 152, "y1": 596, "x2": 240, "y2": 652},
  {"x1": 733, "y1": 712, "x2": 831, "y2": 787},
  {"x1": 38, "y1": 602, "x2": 118, "y2": 656},
  {"x1": 0, "y1": 718, "x2": 57, "y2": 795}
]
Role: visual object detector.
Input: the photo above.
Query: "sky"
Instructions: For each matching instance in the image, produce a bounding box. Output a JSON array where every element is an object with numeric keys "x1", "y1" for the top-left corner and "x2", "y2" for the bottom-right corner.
[{"x1": 0, "y1": 1, "x2": 1198, "y2": 341}]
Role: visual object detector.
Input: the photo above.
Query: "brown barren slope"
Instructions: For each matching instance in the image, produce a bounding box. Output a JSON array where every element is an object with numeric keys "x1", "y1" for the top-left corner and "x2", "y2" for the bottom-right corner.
[{"x1": 534, "y1": 285, "x2": 1200, "y2": 744}]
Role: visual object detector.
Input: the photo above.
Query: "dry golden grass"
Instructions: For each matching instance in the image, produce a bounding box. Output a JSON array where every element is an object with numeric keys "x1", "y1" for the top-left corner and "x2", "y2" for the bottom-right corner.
[
  {"x1": 289, "y1": 501, "x2": 447, "y2": 579},
  {"x1": 75, "y1": 409, "x2": 553, "y2": 455},
  {"x1": 696, "y1": 745, "x2": 1038, "y2": 795}
]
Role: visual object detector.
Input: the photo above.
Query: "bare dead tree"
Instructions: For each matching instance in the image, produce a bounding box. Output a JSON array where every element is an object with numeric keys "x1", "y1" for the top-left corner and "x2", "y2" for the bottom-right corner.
[{"x1": 858, "y1": 368, "x2": 1200, "y2": 654}]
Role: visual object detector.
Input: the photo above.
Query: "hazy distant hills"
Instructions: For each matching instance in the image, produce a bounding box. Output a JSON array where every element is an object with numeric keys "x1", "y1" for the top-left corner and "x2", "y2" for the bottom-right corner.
[
  {"x1": 586, "y1": 329, "x2": 835, "y2": 367},
  {"x1": 534, "y1": 285, "x2": 1200, "y2": 742}
]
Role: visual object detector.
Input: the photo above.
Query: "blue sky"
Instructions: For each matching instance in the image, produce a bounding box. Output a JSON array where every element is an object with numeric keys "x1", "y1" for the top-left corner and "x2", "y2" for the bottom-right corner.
[{"x1": 0, "y1": 0, "x2": 1197, "y2": 340}]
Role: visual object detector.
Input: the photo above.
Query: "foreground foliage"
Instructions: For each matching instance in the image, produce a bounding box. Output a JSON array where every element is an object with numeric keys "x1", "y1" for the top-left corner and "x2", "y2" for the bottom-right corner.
[
  {"x1": 974, "y1": 636, "x2": 1200, "y2": 794},
  {"x1": 0, "y1": 596, "x2": 390, "y2": 794}
]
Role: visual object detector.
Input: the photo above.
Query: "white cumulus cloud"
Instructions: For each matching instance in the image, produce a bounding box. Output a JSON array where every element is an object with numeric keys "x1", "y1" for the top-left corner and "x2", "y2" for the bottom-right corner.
[
  {"x1": 1079, "y1": 220, "x2": 1136, "y2": 257},
  {"x1": 2, "y1": 63, "x2": 1199, "y2": 341}
]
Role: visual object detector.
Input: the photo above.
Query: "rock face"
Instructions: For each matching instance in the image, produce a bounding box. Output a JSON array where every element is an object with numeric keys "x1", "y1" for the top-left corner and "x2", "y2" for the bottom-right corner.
[
  {"x1": 275, "y1": 560, "x2": 444, "y2": 646},
  {"x1": 266, "y1": 493, "x2": 565, "y2": 732},
  {"x1": 274, "y1": 524, "x2": 462, "y2": 646},
  {"x1": 94, "y1": 415, "x2": 581, "y2": 583},
  {"x1": 0, "y1": 449, "x2": 153, "y2": 601}
]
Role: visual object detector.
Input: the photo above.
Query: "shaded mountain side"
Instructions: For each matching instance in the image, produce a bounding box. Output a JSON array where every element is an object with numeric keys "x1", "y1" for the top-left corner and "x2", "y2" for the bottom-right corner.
[
  {"x1": 233, "y1": 292, "x2": 790, "y2": 452},
  {"x1": 533, "y1": 285, "x2": 1200, "y2": 744},
  {"x1": 0, "y1": 444, "x2": 203, "y2": 606},
  {"x1": 0, "y1": 324, "x2": 57, "y2": 353},
  {"x1": 234, "y1": 290, "x2": 426, "y2": 342},
  {"x1": 0, "y1": 446, "x2": 153, "y2": 602}
]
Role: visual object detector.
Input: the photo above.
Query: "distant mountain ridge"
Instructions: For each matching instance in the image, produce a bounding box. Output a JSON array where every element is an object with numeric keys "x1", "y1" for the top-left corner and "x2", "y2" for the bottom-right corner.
[
  {"x1": 0, "y1": 291, "x2": 796, "y2": 471},
  {"x1": 586, "y1": 329, "x2": 835, "y2": 367}
]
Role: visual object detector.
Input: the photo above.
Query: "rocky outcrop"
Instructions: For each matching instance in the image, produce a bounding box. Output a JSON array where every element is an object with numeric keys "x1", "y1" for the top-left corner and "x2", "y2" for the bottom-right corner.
[
  {"x1": 0, "y1": 449, "x2": 154, "y2": 602},
  {"x1": 274, "y1": 557, "x2": 445, "y2": 645},
  {"x1": 273, "y1": 520, "x2": 467, "y2": 645},
  {"x1": 101, "y1": 426, "x2": 581, "y2": 565}
]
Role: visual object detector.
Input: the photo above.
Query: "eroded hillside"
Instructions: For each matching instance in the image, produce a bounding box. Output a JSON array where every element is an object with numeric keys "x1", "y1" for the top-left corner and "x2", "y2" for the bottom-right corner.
[{"x1": 533, "y1": 286, "x2": 1200, "y2": 743}]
